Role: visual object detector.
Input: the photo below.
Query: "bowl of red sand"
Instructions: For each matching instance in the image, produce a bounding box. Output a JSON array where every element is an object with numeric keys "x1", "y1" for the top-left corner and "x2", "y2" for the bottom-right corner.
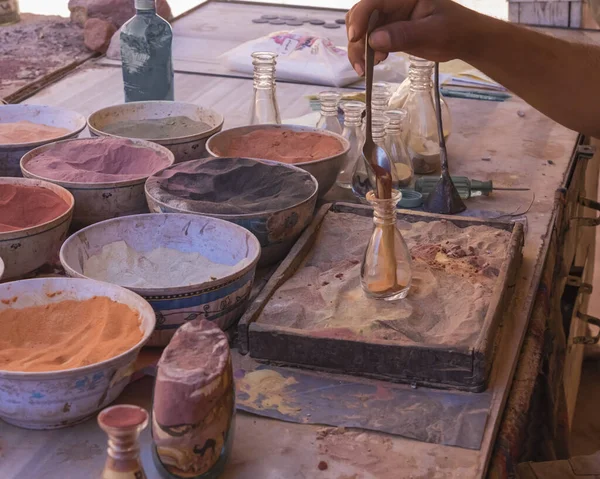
[
  {"x1": 21, "y1": 137, "x2": 175, "y2": 229},
  {"x1": 0, "y1": 177, "x2": 74, "y2": 280},
  {"x1": 88, "y1": 101, "x2": 224, "y2": 163},
  {"x1": 0, "y1": 104, "x2": 86, "y2": 177},
  {"x1": 145, "y1": 157, "x2": 318, "y2": 266},
  {"x1": 205, "y1": 124, "x2": 350, "y2": 197},
  {"x1": 0, "y1": 277, "x2": 155, "y2": 429}
]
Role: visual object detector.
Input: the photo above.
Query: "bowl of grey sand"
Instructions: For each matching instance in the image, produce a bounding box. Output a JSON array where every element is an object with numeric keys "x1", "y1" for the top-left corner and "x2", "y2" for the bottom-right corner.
[
  {"x1": 87, "y1": 101, "x2": 224, "y2": 163},
  {"x1": 205, "y1": 124, "x2": 350, "y2": 198}
]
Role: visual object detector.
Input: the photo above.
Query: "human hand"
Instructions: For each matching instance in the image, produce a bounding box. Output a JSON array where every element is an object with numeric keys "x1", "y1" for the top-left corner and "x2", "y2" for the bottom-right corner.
[{"x1": 346, "y1": 0, "x2": 481, "y2": 75}]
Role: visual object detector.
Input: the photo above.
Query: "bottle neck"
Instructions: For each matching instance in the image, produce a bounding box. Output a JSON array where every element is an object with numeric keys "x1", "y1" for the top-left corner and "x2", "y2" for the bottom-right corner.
[
  {"x1": 252, "y1": 53, "x2": 277, "y2": 90},
  {"x1": 341, "y1": 101, "x2": 365, "y2": 127},
  {"x1": 320, "y1": 102, "x2": 338, "y2": 116},
  {"x1": 135, "y1": 0, "x2": 156, "y2": 11},
  {"x1": 408, "y1": 57, "x2": 434, "y2": 92},
  {"x1": 367, "y1": 191, "x2": 401, "y2": 225},
  {"x1": 344, "y1": 115, "x2": 362, "y2": 127}
]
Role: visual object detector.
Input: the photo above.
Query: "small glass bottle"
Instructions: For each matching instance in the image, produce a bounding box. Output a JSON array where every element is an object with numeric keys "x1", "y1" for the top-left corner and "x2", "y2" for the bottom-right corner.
[
  {"x1": 249, "y1": 51, "x2": 281, "y2": 125},
  {"x1": 120, "y1": 0, "x2": 174, "y2": 102},
  {"x1": 98, "y1": 404, "x2": 149, "y2": 479},
  {"x1": 351, "y1": 116, "x2": 393, "y2": 200},
  {"x1": 384, "y1": 110, "x2": 414, "y2": 188},
  {"x1": 337, "y1": 100, "x2": 365, "y2": 189},
  {"x1": 316, "y1": 91, "x2": 343, "y2": 134},
  {"x1": 403, "y1": 56, "x2": 441, "y2": 174},
  {"x1": 361, "y1": 190, "x2": 412, "y2": 301},
  {"x1": 372, "y1": 81, "x2": 391, "y2": 120}
]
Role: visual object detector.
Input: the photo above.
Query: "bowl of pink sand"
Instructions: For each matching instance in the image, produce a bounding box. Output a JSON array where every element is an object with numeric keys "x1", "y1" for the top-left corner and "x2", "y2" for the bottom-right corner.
[
  {"x1": 0, "y1": 104, "x2": 86, "y2": 177},
  {"x1": 0, "y1": 177, "x2": 74, "y2": 280},
  {"x1": 205, "y1": 124, "x2": 350, "y2": 197},
  {"x1": 21, "y1": 137, "x2": 175, "y2": 229},
  {"x1": 87, "y1": 101, "x2": 224, "y2": 163}
]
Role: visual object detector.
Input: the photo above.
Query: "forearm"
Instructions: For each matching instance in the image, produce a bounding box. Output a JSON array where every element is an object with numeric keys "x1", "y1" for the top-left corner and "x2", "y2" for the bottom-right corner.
[{"x1": 463, "y1": 15, "x2": 600, "y2": 138}]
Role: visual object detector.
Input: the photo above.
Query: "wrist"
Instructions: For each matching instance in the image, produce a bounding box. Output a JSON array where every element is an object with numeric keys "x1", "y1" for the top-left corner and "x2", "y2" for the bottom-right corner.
[{"x1": 457, "y1": 11, "x2": 505, "y2": 64}]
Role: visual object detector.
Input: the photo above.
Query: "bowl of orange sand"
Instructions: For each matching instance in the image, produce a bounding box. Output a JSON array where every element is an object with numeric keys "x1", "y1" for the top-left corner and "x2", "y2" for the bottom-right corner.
[
  {"x1": 0, "y1": 277, "x2": 155, "y2": 429},
  {"x1": 0, "y1": 104, "x2": 86, "y2": 177},
  {"x1": 205, "y1": 124, "x2": 350, "y2": 197},
  {"x1": 0, "y1": 177, "x2": 74, "y2": 280}
]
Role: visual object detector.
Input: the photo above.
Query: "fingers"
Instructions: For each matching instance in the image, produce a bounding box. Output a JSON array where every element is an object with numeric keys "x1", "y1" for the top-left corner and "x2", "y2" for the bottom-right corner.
[
  {"x1": 347, "y1": 0, "x2": 386, "y2": 42},
  {"x1": 348, "y1": 36, "x2": 366, "y2": 75},
  {"x1": 369, "y1": 18, "x2": 431, "y2": 53}
]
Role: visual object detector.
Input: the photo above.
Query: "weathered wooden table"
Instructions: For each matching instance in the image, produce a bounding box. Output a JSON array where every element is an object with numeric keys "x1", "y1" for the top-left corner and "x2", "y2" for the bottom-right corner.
[{"x1": 2, "y1": 2, "x2": 600, "y2": 478}]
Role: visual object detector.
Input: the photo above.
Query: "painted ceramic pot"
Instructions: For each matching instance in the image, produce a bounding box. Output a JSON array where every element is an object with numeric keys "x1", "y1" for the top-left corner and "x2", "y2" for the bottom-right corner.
[
  {"x1": 0, "y1": 278, "x2": 155, "y2": 429},
  {"x1": 145, "y1": 158, "x2": 318, "y2": 266},
  {"x1": 0, "y1": 177, "x2": 74, "y2": 280},
  {"x1": 87, "y1": 101, "x2": 224, "y2": 163},
  {"x1": 21, "y1": 137, "x2": 175, "y2": 230},
  {"x1": 0, "y1": 104, "x2": 86, "y2": 177},
  {"x1": 60, "y1": 213, "x2": 261, "y2": 346}
]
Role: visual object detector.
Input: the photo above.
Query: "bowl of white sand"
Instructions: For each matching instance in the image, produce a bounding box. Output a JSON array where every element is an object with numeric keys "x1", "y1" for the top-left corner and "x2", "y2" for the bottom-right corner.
[
  {"x1": 88, "y1": 101, "x2": 224, "y2": 163},
  {"x1": 0, "y1": 104, "x2": 86, "y2": 177},
  {"x1": 60, "y1": 213, "x2": 261, "y2": 347},
  {"x1": 0, "y1": 277, "x2": 155, "y2": 429}
]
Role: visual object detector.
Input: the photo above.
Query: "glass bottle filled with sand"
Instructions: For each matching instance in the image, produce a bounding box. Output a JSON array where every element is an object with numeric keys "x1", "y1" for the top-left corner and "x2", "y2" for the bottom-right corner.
[
  {"x1": 337, "y1": 100, "x2": 365, "y2": 189},
  {"x1": 316, "y1": 91, "x2": 343, "y2": 134},
  {"x1": 404, "y1": 56, "x2": 442, "y2": 174},
  {"x1": 361, "y1": 190, "x2": 412, "y2": 301},
  {"x1": 249, "y1": 51, "x2": 281, "y2": 125},
  {"x1": 384, "y1": 109, "x2": 414, "y2": 188}
]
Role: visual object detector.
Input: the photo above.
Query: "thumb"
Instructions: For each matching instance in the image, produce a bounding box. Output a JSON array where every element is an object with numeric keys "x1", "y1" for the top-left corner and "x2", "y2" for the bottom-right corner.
[{"x1": 369, "y1": 20, "x2": 431, "y2": 53}]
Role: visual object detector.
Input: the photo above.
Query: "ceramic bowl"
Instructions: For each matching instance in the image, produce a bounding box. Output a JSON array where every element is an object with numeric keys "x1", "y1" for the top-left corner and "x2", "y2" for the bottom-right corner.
[
  {"x1": 205, "y1": 124, "x2": 350, "y2": 197},
  {"x1": 0, "y1": 177, "x2": 74, "y2": 280},
  {"x1": 87, "y1": 101, "x2": 224, "y2": 163},
  {"x1": 0, "y1": 277, "x2": 155, "y2": 429},
  {"x1": 0, "y1": 257, "x2": 4, "y2": 281},
  {"x1": 0, "y1": 104, "x2": 86, "y2": 177},
  {"x1": 21, "y1": 137, "x2": 175, "y2": 229},
  {"x1": 60, "y1": 213, "x2": 261, "y2": 347},
  {"x1": 145, "y1": 158, "x2": 318, "y2": 266}
]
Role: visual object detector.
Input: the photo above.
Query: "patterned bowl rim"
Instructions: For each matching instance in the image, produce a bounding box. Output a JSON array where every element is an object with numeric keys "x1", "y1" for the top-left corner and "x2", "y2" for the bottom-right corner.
[
  {"x1": 59, "y1": 213, "x2": 262, "y2": 296},
  {"x1": 145, "y1": 157, "x2": 319, "y2": 221}
]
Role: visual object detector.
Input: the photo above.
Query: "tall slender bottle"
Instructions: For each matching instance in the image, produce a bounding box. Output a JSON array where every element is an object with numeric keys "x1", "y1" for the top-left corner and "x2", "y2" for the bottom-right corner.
[
  {"x1": 337, "y1": 100, "x2": 365, "y2": 189},
  {"x1": 120, "y1": 0, "x2": 174, "y2": 102},
  {"x1": 316, "y1": 91, "x2": 343, "y2": 135},
  {"x1": 249, "y1": 52, "x2": 281, "y2": 125}
]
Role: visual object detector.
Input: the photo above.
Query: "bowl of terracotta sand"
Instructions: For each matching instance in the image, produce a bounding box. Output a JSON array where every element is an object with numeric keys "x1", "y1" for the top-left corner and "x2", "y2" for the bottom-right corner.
[
  {"x1": 0, "y1": 104, "x2": 86, "y2": 177},
  {"x1": 21, "y1": 137, "x2": 175, "y2": 229},
  {"x1": 60, "y1": 213, "x2": 261, "y2": 347},
  {"x1": 205, "y1": 124, "x2": 350, "y2": 197},
  {"x1": 0, "y1": 277, "x2": 156, "y2": 429},
  {"x1": 87, "y1": 101, "x2": 224, "y2": 163},
  {"x1": 145, "y1": 157, "x2": 319, "y2": 266},
  {"x1": 0, "y1": 177, "x2": 74, "y2": 280}
]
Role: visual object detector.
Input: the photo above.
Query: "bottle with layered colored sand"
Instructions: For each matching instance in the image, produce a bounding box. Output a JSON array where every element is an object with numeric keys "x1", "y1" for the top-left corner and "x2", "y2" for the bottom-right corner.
[
  {"x1": 249, "y1": 51, "x2": 281, "y2": 125},
  {"x1": 120, "y1": 0, "x2": 174, "y2": 102},
  {"x1": 98, "y1": 404, "x2": 149, "y2": 479},
  {"x1": 361, "y1": 190, "x2": 412, "y2": 301}
]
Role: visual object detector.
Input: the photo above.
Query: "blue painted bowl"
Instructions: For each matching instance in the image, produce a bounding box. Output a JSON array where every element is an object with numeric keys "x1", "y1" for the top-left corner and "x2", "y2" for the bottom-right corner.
[
  {"x1": 59, "y1": 213, "x2": 261, "y2": 346},
  {"x1": 144, "y1": 157, "x2": 318, "y2": 266}
]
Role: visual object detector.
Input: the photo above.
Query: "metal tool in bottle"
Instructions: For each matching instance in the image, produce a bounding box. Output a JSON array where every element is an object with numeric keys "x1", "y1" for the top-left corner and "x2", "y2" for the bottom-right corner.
[
  {"x1": 423, "y1": 63, "x2": 466, "y2": 214},
  {"x1": 362, "y1": 9, "x2": 393, "y2": 200},
  {"x1": 415, "y1": 176, "x2": 530, "y2": 199}
]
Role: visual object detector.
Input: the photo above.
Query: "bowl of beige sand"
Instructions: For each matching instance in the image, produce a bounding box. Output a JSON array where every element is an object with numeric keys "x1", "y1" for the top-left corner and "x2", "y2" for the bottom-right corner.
[
  {"x1": 60, "y1": 213, "x2": 261, "y2": 347},
  {"x1": 0, "y1": 104, "x2": 86, "y2": 177},
  {"x1": 0, "y1": 277, "x2": 155, "y2": 429}
]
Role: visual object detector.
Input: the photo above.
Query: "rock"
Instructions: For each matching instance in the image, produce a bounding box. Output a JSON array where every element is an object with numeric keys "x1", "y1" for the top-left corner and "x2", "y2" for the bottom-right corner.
[
  {"x1": 69, "y1": 0, "x2": 173, "y2": 29},
  {"x1": 83, "y1": 18, "x2": 116, "y2": 53}
]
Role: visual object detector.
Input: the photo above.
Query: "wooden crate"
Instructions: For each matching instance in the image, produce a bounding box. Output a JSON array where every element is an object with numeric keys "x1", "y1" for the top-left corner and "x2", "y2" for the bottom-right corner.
[
  {"x1": 508, "y1": 0, "x2": 583, "y2": 28},
  {"x1": 239, "y1": 203, "x2": 524, "y2": 392}
]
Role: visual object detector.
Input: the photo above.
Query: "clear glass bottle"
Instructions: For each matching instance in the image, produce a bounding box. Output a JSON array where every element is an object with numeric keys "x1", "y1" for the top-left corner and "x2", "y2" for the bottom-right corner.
[
  {"x1": 337, "y1": 100, "x2": 365, "y2": 189},
  {"x1": 120, "y1": 0, "x2": 174, "y2": 102},
  {"x1": 361, "y1": 190, "x2": 412, "y2": 301},
  {"x1": 98, "y1": 404, "x2": 149, "y2": 479},
  {"x1": 316, "y1": 91, "x2": 343, "y2": 134},
  {"x1": 248, "y1": 51, "x2": 281, "y2": 125},
  {"x1": 351, "y1": 116, "x2": 394, "y2": 200},
  {"x1": 384, "y1": 110, "x2": 414, "y2": 188},
  {"x1": 404, "y1": 56, "x2": 441, "y2": 174},
  {"x1": 372, "y1": 81, "x2": 391, "y2": 120}
]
